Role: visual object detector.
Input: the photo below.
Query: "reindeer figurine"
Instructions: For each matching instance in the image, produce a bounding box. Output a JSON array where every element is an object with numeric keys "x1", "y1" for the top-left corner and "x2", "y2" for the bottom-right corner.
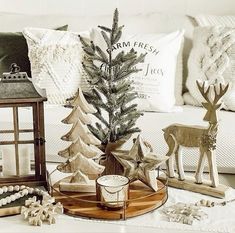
[{"x1": 163, "y1": 81, "x2": 229, "y2": 188}]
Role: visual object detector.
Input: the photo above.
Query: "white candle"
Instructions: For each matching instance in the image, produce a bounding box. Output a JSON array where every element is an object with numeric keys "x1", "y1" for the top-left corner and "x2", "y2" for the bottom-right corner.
[
  {"x1": 96, "y1": 175, "x2": 129, "y2": 208},
  {"x1": 19, "y1": 146, "x2": 31, "y2": 176},
  {"x1": 2, "y1": 145, "x2": 16, "y2": 176}
]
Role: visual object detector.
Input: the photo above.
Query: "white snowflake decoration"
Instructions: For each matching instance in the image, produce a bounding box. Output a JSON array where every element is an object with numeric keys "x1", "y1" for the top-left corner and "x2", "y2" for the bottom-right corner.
[
  {"x1": 21, "y1": 195, "x2": 63, "y2": 226},
  {"x1": 162, "y1": 202, "x2": 208, "y2": 225}
]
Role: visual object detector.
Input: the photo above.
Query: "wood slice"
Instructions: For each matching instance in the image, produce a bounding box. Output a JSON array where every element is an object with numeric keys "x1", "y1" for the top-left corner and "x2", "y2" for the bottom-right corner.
[
  {"x1": 52, "y1": 179, "x2": 168, "y2": 220},
  {"x1": 59, "y1": 178, "x2": 96, "y2": 192}
]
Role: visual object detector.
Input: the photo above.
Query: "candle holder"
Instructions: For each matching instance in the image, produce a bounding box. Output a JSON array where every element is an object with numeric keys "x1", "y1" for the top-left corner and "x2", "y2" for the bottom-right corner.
[
  {"x1": 0, "y1": 64, "x2": 47, "y2": 189},
  {"x1": 96, "y1": 175, "x2": 129, "y2": 210}
]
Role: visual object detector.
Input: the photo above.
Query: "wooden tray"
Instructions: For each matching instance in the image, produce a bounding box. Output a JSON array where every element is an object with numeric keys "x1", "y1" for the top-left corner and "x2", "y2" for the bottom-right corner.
[{"x1": 52, "y1": 179, "x2": 168, "y2": 220}]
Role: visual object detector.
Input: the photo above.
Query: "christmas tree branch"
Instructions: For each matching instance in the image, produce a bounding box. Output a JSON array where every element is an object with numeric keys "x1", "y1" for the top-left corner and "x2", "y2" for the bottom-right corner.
[
  {"x1": 80, "y1": 8, "x2": 145, "y2": 145},
  {"x1": 87, "y1": 124, "x2": 105, "y2": 142}
]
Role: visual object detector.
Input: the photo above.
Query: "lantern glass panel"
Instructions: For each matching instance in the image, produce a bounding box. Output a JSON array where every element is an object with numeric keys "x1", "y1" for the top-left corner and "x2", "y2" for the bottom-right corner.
[
  {"x1": 18, "y1": 144, "x2": 35, "y2": 176},
  {"x1": 0, "y1": 107, "x2": 13, "y2": 131},
  {"x1": 19, "y1": 132, "x2": 34, "y2": 141},
  {"x1": 0, "y1": 144, "x2": 35, "y2": 177},
  {"x1": 18, "y1": 107, "x2": 33, "y2": 131},
  {"x1": 0, "y1": 106, "x2": 36, "y2": 179},
  {"x1": 0, "y1": 132, "x2": 14, "y2": 141},
  {"x1": 0, "y1": 145, "x2": 16, "y2": 177}
]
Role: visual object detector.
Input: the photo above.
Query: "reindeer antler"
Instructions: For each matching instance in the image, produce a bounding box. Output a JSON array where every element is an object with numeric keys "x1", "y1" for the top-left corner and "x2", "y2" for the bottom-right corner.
[
  {"x1": 196, "y1": 80, "x2": 211, "y2": 103},
  {"x1": 213, "y1": 83, "x2": 229, "y2": 104},
  {"x1": 196, "y1": 81, "x2": 229, "y2": 105}
]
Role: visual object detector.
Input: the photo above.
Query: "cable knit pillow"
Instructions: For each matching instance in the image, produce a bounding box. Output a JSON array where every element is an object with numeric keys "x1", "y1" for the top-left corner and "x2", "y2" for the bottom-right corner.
[
  {"x1": 185, "y1": 26, "x2": 235, "y2": 111},
  {"x1": 83, "y1": 29, "x2": 184, "y2": 112},
  {"x1": 23, "y1": 27, "x2": 86, "y2": 105},
  {"x1": 194, "y1": 15, "x2": 235, "y2": 27}
]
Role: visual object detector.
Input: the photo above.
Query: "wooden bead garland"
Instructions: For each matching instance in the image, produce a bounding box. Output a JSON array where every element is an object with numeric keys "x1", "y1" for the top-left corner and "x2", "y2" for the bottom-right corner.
[
  {"x1": 0, "y1": 185, "x2": 49, "y2": 207},
  {"x1": 0, "y1": 185, "x2": 63, "y2": 226},
  {"x1": 195, "y1": 198, "x2": 234, "y2": 207}
]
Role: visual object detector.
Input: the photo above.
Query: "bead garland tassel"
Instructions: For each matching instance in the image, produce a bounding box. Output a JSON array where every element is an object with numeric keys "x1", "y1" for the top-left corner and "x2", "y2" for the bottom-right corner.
[{"x1": 0, "y1": 185, "x2": 63, "y2": 226}]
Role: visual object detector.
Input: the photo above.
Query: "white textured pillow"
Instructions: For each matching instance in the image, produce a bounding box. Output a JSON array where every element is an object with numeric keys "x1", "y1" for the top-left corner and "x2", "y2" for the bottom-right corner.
[
  {"x1": 23, "y1": 27, "x2": 85, "y2": 105},
  {"x1": 86, "y1": 29, "x2": 184, "y2": 112},
  {"x1": 185, "y1": 26, "x2": 235, "y2": 111},
  {"x1": 195, "y1": 15, "x2": 235, "y2": 27}
]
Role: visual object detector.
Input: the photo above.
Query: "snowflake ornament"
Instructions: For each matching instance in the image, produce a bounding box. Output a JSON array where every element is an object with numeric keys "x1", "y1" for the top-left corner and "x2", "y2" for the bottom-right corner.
[
  {"x1": 21, "y1": 195, "x2": 63, "y2": 226},
  {"x1": 162, "y1": 202, "x2": 208, "y2": 225}
]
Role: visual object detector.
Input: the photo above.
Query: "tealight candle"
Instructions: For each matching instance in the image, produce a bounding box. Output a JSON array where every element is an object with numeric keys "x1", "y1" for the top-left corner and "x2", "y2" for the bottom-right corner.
[{"x1": 96, "y1": 175, "x2": 129, "y2": 209}]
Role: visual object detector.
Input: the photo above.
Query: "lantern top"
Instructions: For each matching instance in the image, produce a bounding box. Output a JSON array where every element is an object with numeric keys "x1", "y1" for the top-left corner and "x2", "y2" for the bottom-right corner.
[{"x1": 0, "y1": 63, "x2": 47, "y2": 103}]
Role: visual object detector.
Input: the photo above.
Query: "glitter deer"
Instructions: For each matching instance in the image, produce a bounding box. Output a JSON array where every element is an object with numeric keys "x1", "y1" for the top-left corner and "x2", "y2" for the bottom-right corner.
[{"x1": 163, "y1": 81, "x2": 229, "y2": 187}]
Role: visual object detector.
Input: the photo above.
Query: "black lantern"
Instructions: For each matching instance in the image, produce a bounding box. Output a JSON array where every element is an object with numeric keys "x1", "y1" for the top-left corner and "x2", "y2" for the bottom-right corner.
[{"x1": 0, "y1": 64, "x2": 47, "y2": 188}]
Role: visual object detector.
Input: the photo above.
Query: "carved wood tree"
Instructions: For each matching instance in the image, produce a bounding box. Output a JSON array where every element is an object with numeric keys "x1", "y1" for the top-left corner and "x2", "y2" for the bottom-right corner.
[{"x1": 57, "y1": 88, "x2": 105, "y2": 192}]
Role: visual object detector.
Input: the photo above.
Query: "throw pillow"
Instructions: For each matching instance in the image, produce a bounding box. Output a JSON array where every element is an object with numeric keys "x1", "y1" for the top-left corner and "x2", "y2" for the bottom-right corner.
[
  {"x1": 85, "y1": 29, "x2": 184, "y2": 112},
  {"x1": 194, "y1": 15, "x2": 235, "y2": 27},
  {"x1": 23, "y1": 27, "x2": 86, "y2": 105},
  {"x1": 0, "y1": 25, "x2": 68, "y2": 78},
  {"x1": 185, "y1": 26, "x2": 235, "y2": 111}
]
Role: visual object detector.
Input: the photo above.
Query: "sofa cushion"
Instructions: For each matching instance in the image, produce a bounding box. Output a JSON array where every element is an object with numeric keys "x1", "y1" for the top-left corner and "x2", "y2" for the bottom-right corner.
[
  {"x1": 23, "y1": 27, "x2": 87, "y2": 105},
  {"x1": 194, "y1": 14, "x2": 235, "y2": 27},
  {"x1": 0, "y1": 25, "x2": 68, "y2": 78},
  {"x1": 87, "y1": 29, "x2": 184, "y2": 112},
  {"x1": 185, "y1": 26, "x2": 235, "y2": 111}
]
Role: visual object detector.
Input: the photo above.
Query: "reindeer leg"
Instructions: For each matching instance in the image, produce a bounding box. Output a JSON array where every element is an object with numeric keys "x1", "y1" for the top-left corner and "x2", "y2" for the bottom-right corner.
[
  {"x1": 164, "y1": 133, "x2": 176, "y2": 178},
  {"x1": 195, "y1": 147, "x2": 206, "y2": 184},
  {"x1": 166, "y1": 157, "x2": 175, "y2": 178},
  {"x1": 207, "y1": 150, "x2": 219, "y2": 187},
  {"x1": 175, "y1": 146, "x2": 185, "y2": 180}
]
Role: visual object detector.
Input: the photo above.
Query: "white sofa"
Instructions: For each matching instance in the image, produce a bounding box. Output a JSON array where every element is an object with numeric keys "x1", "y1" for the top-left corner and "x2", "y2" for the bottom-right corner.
[{"x1": 0, "y1": 6, "x2": 235, "y2": 174}]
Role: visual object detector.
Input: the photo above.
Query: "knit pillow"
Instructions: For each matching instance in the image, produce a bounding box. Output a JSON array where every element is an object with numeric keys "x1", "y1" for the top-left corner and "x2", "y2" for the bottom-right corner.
[
  {"x1": 185, "y1": 26, "x2": 235, "y2": 111},
  {"x1": 194, "y1": 15, "x2": 235, "y2": 27},
  {"x1": 0, "y1": 25, "x2": 68, "y2": 78},
  {"x1": 23, "y1": 27, "x2": 86, "y2": 105},
  {"x1": 83, "y1": 29, "x2": 184, "y2": 112}
]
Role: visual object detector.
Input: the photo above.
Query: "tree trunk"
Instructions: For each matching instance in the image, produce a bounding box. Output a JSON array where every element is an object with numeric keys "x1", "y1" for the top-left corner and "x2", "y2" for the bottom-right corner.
[{"x1": 101, "y1": 142, "x2": 124, "y2": 175}]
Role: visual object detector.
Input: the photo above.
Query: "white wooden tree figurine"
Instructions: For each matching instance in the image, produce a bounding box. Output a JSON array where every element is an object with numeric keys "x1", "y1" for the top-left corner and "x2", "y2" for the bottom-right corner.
[
  {"x1": 163, "y1": 81, "x2": 229, "y2": 198},
  {"x1": 57, "y1": 88, "x2": 105, "y2": 192}
]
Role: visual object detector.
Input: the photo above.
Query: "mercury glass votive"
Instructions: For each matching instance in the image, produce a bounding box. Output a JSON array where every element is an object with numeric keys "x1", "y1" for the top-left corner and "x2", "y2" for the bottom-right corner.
[{"x1": 96, "y1": 175, "x2": 129, "y2": 209}]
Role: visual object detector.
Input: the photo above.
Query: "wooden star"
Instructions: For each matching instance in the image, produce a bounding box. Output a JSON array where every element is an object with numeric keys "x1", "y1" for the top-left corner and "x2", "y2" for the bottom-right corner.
[{"x1": 113, "y1": 135, "x2": 169, "y2": 191}]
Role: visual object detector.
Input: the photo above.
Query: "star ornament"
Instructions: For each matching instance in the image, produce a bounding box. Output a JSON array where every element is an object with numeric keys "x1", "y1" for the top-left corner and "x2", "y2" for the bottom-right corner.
[{"x1": 113, "y1": 135, "x2": 169, "y2": 191}]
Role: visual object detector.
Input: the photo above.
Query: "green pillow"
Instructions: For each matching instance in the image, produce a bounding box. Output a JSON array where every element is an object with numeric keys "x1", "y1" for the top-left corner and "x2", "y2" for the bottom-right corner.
[{"x1": 0, "y1": 25, "x2": 68, "y2": 78}]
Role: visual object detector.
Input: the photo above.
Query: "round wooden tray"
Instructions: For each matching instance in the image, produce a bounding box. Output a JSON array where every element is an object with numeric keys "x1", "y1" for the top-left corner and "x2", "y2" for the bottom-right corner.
[{"x1": 52, "y1": 178, "x2": 168, "y2": 220}]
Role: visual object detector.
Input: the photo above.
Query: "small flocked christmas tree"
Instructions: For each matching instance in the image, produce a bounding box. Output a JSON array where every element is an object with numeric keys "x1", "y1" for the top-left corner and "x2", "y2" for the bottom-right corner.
[
  {"x1": 57, "y1": 88, "x2": 105, "y2": 192},
  {"x1": 80, "y1": 8, "x2": 146, "y2": 174}
]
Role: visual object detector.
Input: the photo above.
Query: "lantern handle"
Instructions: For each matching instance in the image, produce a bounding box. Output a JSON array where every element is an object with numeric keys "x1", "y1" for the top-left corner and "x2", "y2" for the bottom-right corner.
[{"x1": 10, "y1": 63, "x2": 21, "y2": 74}]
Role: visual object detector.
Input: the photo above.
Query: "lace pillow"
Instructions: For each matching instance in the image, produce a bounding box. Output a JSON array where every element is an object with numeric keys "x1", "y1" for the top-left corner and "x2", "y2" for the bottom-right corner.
[
  {"x1": 83, "y1": 29, "x2": 184, "y2": 112},
  {"x1": 23, "y1": 27, "x2": 85, "y2": 105},
  {"x1": 185, "y1": 26, "x2": 235, "y2": 111}
]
